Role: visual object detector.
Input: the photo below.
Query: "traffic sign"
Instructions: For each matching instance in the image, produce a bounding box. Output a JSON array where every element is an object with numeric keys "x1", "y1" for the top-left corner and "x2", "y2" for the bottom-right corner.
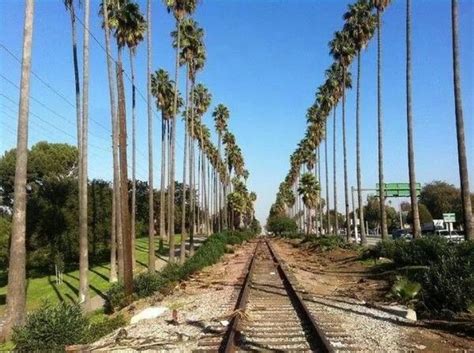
[
  {"x1": 443, "y1": 213, "x2": 456, "y2": 223},
  {"x1": 376, "y1": 183, "x2": 421, "y2": 197}
]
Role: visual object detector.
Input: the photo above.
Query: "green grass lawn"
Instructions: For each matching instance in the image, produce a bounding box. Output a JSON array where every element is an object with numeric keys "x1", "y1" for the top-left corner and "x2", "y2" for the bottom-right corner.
[{"x1": 0, "y1": 235, "x2": 182, "y2": 316}]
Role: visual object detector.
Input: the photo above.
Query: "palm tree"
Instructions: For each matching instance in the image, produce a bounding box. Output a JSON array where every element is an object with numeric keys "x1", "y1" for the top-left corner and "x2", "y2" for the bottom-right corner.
[
  {"x1": 79, "y1": 0, "x2": 91, "y2": 306},
  {"x1": 2, "y1": 0, "x2": 34, "y2": 338},
  {"x1": 146, "y1": 0, "x2": 155, "y2": 271},
  {"x1": 298, "y1": 173, "x2": 320, "y2": 235},
  {"x1": 100, "y1": 0, "x2": 120, "y2": 283},
  {"x1": 371, "y1": 0, "x2": 391, "y2": 239},
  {"x1": 104, "y1": 0, "x2": 146, "y2": 295},
  {"x1": 64, "y1": 0, "x2": 89, "y2": 297},
  {"x1": 330, "y1": 30, "x2": 355, "y2": 241},
  {"x1": 165, "y1": 0, "x2": 199, "y2": 263},
  {"x1": 451, "y1": 0, "x2": 473, "y2": 240},
  {"x1": 324, "y1": 122, "x2": 330, "y2": 234},
  {"x1": 123, "y1": 1, "x2": 146, "y2": 271},
  {"x1": 151, "y1": 68, "x2": 183, "y2": 255},
  {"x1": 172, "y1": 17, "x2": 205, "y2": 262},
  {"x1": 213, "y1": 104, "x2": 229, "y2": 230},
  {"x1": 405, "y1": 0, "x2": 421, "y2": 238},
  {"x1": 344, "y1": 0, "x2": 376, "y2": 244}
]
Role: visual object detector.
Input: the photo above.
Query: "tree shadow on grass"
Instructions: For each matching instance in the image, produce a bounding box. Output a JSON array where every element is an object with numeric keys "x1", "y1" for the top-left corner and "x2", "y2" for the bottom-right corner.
[
  {"x1": 90, "y1": 268, "x2": 109, "y2": 282},
  {"x1": 47, "y1": 275, "x2": 64, "y2": 302},
  {"x1": 61, "y1": 278, "x2": 79, "y2": 296}
]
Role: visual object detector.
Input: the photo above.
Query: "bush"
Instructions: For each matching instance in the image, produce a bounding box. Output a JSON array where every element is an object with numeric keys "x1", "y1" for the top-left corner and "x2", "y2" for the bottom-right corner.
[
  {"x1": 266, "y1": 216, "x2": 297, "y2": 235},
  {"x1": 390, "y1": 276, "x2": 421, "y2": 303},
  {"x1": 13, "y1": 302, "x2": 89, "y2": 351},
  {"x1": 106, "y1": 230, "x2": 255, "y2": 311},
  {"x1": 420, "y1": 252, "x2": 474, "y2": 313},
  {"x1": 365, "y1": 237, "x2": 474, "y2": 314},
  {"x1": 85, "y1": 314, "x2": 126, "y2": 343},
  {"x1": 105, "y1": 282, "x2": 130, "y2": 312},
  {"x1": 312, "y1": 236, "x2": 345, "y2": 251}
]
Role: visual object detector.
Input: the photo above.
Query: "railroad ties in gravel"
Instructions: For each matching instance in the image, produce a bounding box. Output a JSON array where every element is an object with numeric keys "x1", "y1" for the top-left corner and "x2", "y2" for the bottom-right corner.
[{"x1": 195, "y1": 239, "x2": 362, "y2": 352}]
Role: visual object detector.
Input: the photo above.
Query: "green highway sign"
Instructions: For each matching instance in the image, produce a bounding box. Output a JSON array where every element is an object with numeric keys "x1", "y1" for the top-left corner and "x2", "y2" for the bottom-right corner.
[
  {"x1": 443, "y1": 213, "x2": 456, "y2": 223},
  {"x1": 376, "y1": 183, "x2": 421, "y2": 197}
]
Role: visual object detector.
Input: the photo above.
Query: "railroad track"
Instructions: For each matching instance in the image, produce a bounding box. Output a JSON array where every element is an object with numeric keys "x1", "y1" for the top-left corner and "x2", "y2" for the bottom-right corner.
[{"x1": 196, "y1": 238, "x2": 356, "y2": 352}]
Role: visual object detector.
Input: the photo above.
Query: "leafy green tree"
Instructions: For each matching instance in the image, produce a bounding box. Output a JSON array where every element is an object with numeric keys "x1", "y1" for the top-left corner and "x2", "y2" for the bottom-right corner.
[
  {"x1": 406, "y1": 203, "x2": 432, "y2": 226},
  {"x1": 267, "y1": 216, "x2": 297, "y2": 236}
]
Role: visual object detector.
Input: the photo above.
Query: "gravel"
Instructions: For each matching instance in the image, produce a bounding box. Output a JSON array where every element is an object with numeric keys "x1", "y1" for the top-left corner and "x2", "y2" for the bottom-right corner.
[{"x1": 89, "y1": 242, "x2": 256, "y2": 352}]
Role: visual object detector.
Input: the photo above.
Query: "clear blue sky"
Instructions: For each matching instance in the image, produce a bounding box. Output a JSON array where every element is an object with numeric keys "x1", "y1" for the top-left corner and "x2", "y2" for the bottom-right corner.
[{"x1": 0, "y1": 0, "x2": 473, "y2": 225}]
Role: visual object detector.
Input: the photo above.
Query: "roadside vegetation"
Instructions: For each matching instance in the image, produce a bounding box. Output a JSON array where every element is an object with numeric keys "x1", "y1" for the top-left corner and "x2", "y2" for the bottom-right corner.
[{"x1": 7, "y1": 229, "x2": 256, "y2": 351}]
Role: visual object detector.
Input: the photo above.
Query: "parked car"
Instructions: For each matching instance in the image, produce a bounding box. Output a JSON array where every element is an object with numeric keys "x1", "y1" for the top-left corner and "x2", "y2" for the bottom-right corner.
[
  {"x1": 432, "y1": 229, "x2": 464, "y2": 243},
  {"x1": 392, "y1": 229, "x2": 413, "y2": 240}
]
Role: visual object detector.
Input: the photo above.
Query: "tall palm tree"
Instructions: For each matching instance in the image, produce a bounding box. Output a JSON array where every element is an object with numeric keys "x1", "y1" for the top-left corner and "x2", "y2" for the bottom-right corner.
[
  {"x1": 451, "y1": 0, "x2": 473, "y2": 240},
  {"x1": 146, "y1": 0, "x2": 155, "y2": 271},
  {"x1": 172, "y1": 17, "x2": 205, "y2": 262},
  {"x1": 344, "y1": 0, "x2": 376, "y2": 244},
  {"x1": 124, "y1": 1, "x2": 146, "y2": 271},
  {"x1": 298, "y1": 173, "x2": 320, "y2": 235},
  {"x1": 405, "y1": 0, "x2": 421, "y2": 238},
  {"x1": 371, "y1": 0, "x2": 391, "y2": 239},
  {"x1": 104, "y1": 0, "x2": 145, "y2": 296},
  {"x1": 213, "y1": 104, "x2": 229, "y2": 231},
  {"x1": 64, "y1": 0, "x2": 89, "y2": 294},
  {"x1": 100, "y1": 0, "x2": 120, "y2": 283},
  {"x1": 79, "y1": 0, "x2": 90, "y2": 306},
  {"x1": 64, "y1": 0, "x2": 83, "y2": 248},
  {"x1": 324, "y1": 122, "x2": 330, "y2": 234},
  {"x1": 330, "y1": 30, "x2": 355, "y2": 241},
  {"x1": 165, "y1": 0, "x2": 199, "y2": 263},
  {"x1": 2, "y1": 0, "x2": 34, "y2": 338}
]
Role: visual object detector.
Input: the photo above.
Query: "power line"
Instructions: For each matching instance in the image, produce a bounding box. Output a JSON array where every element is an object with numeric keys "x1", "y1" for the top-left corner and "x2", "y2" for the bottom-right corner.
[
  {"x1": 0, "y1": 43, "x2": 111, "y2": 134},
  {"x1": 1, "y1": 105, "x2": 110, "y2": 154},
  {"x1": 0, "y1": 77, "x2": 109, "y2": 143}
]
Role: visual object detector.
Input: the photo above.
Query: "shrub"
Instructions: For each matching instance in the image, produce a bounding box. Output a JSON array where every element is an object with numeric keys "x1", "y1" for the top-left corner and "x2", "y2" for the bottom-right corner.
[
  {"x1": 12, "y1": 302, "x2": 89, "y2": 351},
  {"x1": 85, "y1": 314, "x2": 126, "y2": 343},
  {"x1": 420, "y1": 252, "x2": 474, "y2": 313},
  {"x1": 306, "y1": 236, "x2": 346, "y2": 252},
  {"x1": 105, "y1": 282, "x2": 129, "y2": 312},
  {"x1": 106, "y1": 230, "x2": 255, "y2": 311},
  {"x1": 390, "y1": 276, "x2": 421, "y2": 303},
  {"x1": 266, "y1": 216, "x2": 297, "y2": 235},
  {"x1": 365, "y1": 237, "x2": 474, "y2": 314}
]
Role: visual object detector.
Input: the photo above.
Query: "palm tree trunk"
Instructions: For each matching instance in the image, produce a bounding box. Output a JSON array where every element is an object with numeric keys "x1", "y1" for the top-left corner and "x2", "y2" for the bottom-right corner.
[
  {"x1": 406, "y1": 0, "x2": 421, "y2": 239},
  {"x1": 189, "y1": 81, "x2": 196, "y2": 254},
  {"x1": 180, "y1": 66, "x2": 190, "y2": 264},
  {"x1": 67, "y1": 3, "x2": 84, "y2": 263},
  {"x1": 79, "y1": 0, "x2": 90, "y2": 305},
  {"x1": 451, "y1": 0, "x2": 473, "y2": 240},
  {"x1": 356, "y1": 53, "x2": 367, "y2": 244},
  {"x1": 168, "y1": 18, "x2": 181, "y2": 262},
  {"x1": 377, "y1": 8, "x2": 388, "y2": 239},
  {"x1": 333, "y1": 106, "x2": 339, "y2": 237},
  {"x1": 160, "y1": 116, "x2": 166, "y2": 245},
  {"x1": 146, "y1": 0, "x2": 155, "y2": 272},
  {"x1": 117, "y1": 47, "x2": 133, "y2": 296},
  {"x1": 102, "y1": 0, "x2": 119, "y2": 282},
  {"x1": 318, "y1": 147, "x2": 323, "y2": 236},
  {"x1": 129, "y1": 48, "x2": 136, "y2": 272},
  {"x1": 325, "y1": 122, "x2": 330, "y2": 235},
  {"x1": 2, "y1": 0, "x2": 34, "y2": 339},
  {"x1": 342, "y1": 69, "x2": 350, "y2": 242}
]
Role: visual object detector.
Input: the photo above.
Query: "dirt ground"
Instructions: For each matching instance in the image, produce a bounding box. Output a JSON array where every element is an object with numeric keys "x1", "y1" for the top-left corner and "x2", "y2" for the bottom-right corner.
[
  {"x1": 272, "y1": 238, "x2": 474, "y2": 352},
  {"x1": 89, "y1": 241, "x2": 257, "y2": 352}
]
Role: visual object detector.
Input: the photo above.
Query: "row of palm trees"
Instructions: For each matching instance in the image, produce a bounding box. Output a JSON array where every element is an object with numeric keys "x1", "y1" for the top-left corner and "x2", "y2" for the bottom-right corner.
[
  {"x1": 270, "y1": 0, "x2": 472, "y2": 243},
  {"x1": 1, "y1": 0, "x2": 256, "y2": 339}
]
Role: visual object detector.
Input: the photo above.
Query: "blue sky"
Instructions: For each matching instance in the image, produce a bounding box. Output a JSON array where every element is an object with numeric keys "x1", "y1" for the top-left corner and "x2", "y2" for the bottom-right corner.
[{"x1": 0, "y1": 0, "x2": 472, "y2": 225}]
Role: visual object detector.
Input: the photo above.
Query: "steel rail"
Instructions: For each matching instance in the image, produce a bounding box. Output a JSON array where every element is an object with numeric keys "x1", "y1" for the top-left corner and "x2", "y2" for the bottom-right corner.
[{"x1": 266, "y1": 239, "x2": 335, "y2": 353}]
